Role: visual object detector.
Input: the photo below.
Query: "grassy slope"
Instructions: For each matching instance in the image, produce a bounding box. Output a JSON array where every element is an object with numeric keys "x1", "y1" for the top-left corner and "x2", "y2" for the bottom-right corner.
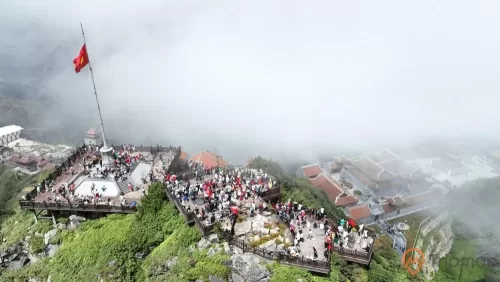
[
  {"x1": 0, "y1": 183, "x2": 231, "y2": 282},
  {"x1": 0, "y1": 161, "x2": 426, "y2": 281},
  {"x1": 433, "y1": 240, "x2": 487, "y2": 282}
]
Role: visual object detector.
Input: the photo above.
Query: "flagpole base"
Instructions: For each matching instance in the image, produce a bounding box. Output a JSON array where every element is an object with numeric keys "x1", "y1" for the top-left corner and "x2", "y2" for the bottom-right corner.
[{"x1": 100, "y1": 146, "x2": 114, "y2": 167}]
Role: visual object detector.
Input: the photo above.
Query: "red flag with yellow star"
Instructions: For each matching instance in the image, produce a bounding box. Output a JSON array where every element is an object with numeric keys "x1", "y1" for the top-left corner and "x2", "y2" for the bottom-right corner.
[{"x1": 73, "y1": 44, "x2": 89, "y2": 73}]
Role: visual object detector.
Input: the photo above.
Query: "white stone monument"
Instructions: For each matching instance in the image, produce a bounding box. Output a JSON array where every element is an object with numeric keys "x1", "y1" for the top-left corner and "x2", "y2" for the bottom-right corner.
[{"x1": 100, "y1": 146, "x2": 114, "y2": 167}]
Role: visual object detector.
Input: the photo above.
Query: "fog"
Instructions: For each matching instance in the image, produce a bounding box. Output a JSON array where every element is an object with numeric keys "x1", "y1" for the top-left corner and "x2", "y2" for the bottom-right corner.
[
  {"x1": 449, "y1": 178, "x2": 500, "y2": 261},
  {"x1": 2, "y1": 1, "x2": 500, "y2": 163}
]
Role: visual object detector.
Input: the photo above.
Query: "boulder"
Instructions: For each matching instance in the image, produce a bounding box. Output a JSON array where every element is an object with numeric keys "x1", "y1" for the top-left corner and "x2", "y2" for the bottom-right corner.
[
  {"x1": 209, "y1": 274, "x2": 224, "y2": 282},
  {"x1": 7, "y1": 257, "x2": 29, "y2": 270},
  {"x1": 223, "y1": 242, "x2": 231, "y2": 254},
  {"x1": 165, "y1": 256, "x2": 178, "y2": 270},
  {"x1": 69, "y1": 215, "x2": 86, "y2": 222},
  {"x1": 207, "y1": 248, "x2": 217, "y2": 257},
  {"x1": 208, "y1": 233, "x2": 219, "y2": 243},
  {"x1": 260, "y1": 228, "x2": 270, "y2": 235},
  {"x1": 44, "y1": 229, "x2": 58, "y2": 245},
  {"x1": 234, "y1": 220, "x2": 252, "y2": 236},
  {"x1": 46, "y1": 244, "x2": 60, "y2": 257},
  {"x1": 28, "y1": 252, "x2": 40, "y2": 264},
  {"x1": 231, "y1": 253, "x2": 271, "y2": 282},
  {"x1": 197, "y1": 238, "x2": 211, "y2": 250},
  {"x1": 231, "y1": 272, "x2": 245, "y2": 282}
]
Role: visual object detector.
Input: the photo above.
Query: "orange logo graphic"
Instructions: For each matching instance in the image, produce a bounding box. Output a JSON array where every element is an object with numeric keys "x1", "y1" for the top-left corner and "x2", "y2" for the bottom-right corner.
[{"x1": 402, "y1": 248, "x2": 425, "y2": 276}]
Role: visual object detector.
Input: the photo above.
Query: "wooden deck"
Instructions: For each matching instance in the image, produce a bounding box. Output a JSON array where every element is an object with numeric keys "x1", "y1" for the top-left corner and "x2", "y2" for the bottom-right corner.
[
  {"x1": 165, "y1": 185, "x2": 332, "y2": 274},
  {"x1": 19, "y1": 144, "x2": 182, "y2": 216}
]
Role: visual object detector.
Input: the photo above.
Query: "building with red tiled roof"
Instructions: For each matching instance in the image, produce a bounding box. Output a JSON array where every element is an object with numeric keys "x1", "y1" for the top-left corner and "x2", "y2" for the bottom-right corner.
[
  {"x1": 301, "y1": 164, "x2": 322, "y2": 178},
  {"x1": 381, "y1": 202, "x2": 396, "y2": 213},
  {"x1": 403, "y1": 189, "x2": 443, "y2": 206},
  {"x1": 348, "y1": 205, "x2": 372, "y2": 221},
  {"x1": 339, "y1": 150, "x2": 432, "y2": 198},
  {"x1": 335, "y1": 195, "x2": 358, "y2": 207},
  {"x1": 179, "y1": 151, "x2": 188, "y2": 161},
  {"x1": 42, "y1": 163, "x2": 56, "y2": 171},
  {"x1": 327, "y1": 161, "x2": 344, "y2": 174},
  {"x1": 8, "y1": 155, "x2": 20, "y2": 163},
  {"x1": 190, "y1": 150, "x2": 228, "y2": 169},
  {"x1": 309, "y1": 173, "x2": 343, "y2": 201},
  {"x1": 5, "y1": 154, "x2": 55, "y2": 174},
  {"x1": 84, "y1": 128, "x2": 102, "y2": 146}
]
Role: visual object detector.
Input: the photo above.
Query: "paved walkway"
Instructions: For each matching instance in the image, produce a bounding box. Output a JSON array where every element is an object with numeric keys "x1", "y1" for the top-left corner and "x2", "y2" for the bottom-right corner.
[
  {"x1": 33, "y1": 149, "x2": 159, "y2": 205},
  {"x1": 285, "y1": 218, "x2": 372, "y2": 260}
]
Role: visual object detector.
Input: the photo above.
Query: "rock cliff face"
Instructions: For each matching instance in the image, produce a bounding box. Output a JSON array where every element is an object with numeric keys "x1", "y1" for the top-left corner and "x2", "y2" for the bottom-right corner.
[{"x1": 414, "y1": 210, "x2": 454, "y2": 280}]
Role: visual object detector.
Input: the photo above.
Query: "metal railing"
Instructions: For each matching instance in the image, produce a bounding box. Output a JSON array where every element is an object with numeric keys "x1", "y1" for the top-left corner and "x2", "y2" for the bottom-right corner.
[
  {"x1": 278, "y1": 212, "x2": 374, "y2": 264},
  {"x1": 19, "y1": 200, "x2": 136, "y2": 213},
  {"x1": 220, "y1": 231, "x2": 330, "y2": 272},
  {"x1": 164, "y1": 185, "x2": 330, "y2": 272},
  {"x1": 260, "y1": 187, "x2": 281, "y2": 200}
]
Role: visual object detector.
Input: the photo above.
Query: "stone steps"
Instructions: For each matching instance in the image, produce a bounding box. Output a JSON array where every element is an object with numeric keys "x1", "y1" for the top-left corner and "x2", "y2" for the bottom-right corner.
[{"x1": 117, "y1": 181, "x2": 131, "y2": 195}]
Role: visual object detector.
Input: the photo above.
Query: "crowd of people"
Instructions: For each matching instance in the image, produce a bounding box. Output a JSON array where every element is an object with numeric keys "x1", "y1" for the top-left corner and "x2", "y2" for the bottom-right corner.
[
  {"x1": 164, "y1": 166, "x2": 276, "y2": 231},
  {"x1": 26, "y1": 144, "x2": 154, "y2": 207},
  {"x1": 276, "y1": 200, "x2": 375, "y2": 261}
]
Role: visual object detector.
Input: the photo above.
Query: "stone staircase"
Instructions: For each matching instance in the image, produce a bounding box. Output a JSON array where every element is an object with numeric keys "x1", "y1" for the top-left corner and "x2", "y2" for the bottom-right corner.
[{"x1": 117, "y1": 181, "x2": 131, "y2": 195}]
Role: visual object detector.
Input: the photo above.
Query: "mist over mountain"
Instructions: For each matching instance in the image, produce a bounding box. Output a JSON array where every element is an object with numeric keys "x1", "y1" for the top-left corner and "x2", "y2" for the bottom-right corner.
[
  {"x1": 449, "y1": 178, "x2": 500, "y2": 262},
  {"x1": 2, "y1": 1, "x2": 500, "y2": 164}
]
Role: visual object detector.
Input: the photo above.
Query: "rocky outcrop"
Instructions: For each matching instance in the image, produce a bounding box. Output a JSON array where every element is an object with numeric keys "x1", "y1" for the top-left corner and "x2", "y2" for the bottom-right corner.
[
  {"x1": 0, "y1": 243, "x2": 30, "y2": 270},
  {"x1": 230, "y1": 253, "x2": 271, "y2": 282},
  {"x1": 43, "y1": 229, "x2": 58, "y2": 245},
  {"x1": 415, "y1": 210, "x2": 454, "y2": 280}
]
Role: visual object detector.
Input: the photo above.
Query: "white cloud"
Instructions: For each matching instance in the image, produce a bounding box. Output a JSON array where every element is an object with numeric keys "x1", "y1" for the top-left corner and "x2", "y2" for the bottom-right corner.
[{"x1": 1, "y1": 0, "x2": 500, "y2": 163}]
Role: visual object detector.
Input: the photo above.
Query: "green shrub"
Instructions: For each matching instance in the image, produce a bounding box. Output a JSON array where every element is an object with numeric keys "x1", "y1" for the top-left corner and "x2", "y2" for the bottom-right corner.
[
  {"x1": 49, "y1": 230, "x2": 72, "y2": 245},
  {"x1": 31, "y1": 220, "x2": 53, "y2": 235},
  {"x1": 0, "y1": 209, "x2": 34, "y2": 250},
  {"x1": 57, "y1": 217, "x2": 69, "y2": 225},
  {"x1": 30, "y1": 236, "x2": 45, "y2": 254}
]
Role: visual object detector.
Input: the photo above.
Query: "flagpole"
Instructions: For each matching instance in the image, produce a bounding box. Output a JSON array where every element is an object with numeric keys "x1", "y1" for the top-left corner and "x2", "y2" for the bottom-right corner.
[{"x1": 79, "y1": 22, "x2": 108, "y2": 149}]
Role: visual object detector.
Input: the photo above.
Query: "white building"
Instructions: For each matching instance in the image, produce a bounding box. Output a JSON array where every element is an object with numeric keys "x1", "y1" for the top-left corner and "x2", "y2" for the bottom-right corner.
[
  {"x1": 84, "y1": 128, "x2": 102, "y2": 146},
  {"x1": 0, "y1": 125, "x2": 23, "y2": 146}
]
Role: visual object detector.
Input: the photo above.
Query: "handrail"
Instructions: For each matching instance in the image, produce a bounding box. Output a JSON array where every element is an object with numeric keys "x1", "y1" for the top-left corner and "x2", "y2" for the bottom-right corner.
[
  {"x1": 260, "y1": 187, "x2": 281, "y2": 200},
  {"x1": 18, "y1": 200, "x2": 136, "y2": 213},
  {"x1": 219, "y1": 231, "x2": 330, "y2": 271},
  {"x1": 164, "y1": 185, "x2": 330, "y2": 272},
  {"x1": 277, "y1": 212, "x2": 374, "y2": 263}
]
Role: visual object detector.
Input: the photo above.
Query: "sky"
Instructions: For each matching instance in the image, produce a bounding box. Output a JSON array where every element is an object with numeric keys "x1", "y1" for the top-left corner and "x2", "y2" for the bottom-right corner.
[{"x1": 1, "y1": 1, "x2": 500, "y2": 163}]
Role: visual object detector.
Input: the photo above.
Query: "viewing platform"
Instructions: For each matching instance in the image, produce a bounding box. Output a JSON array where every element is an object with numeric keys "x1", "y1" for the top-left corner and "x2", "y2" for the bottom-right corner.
[
  {"x1": 165, "y1": 174, "x2": 375, "y2": 273},
  {"x1": 19, "y1": 144, "x2": 182, "y2": 217},
  {"x1": 165, "y1": 186, "x2": 334, "y2": 274}
]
